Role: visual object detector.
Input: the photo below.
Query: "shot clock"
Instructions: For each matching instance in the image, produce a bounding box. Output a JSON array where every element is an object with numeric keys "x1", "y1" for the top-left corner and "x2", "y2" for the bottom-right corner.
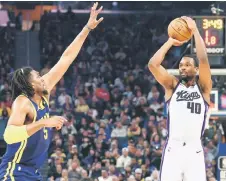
[
  {"x1": 191, "y1": 16, "x2": 226, "y2": 55},
  {"x1": 218, "y1": 156, "x2": 226, "y2": 181}
]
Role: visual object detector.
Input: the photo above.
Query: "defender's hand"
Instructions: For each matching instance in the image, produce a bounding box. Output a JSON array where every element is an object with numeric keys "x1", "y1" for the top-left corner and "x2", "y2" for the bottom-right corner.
[
  {"x1": 87, "y1": 2, "x2": 104, "y2": 30},
  {"x1": 44, "y1": 116, "x2": 67, "y2": 130}
]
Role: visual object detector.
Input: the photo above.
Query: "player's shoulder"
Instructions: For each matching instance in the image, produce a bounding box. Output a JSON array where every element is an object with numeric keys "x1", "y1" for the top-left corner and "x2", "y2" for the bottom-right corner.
[
  {"x1": 12, "y1": 95, "x2": 32, "y2": 111},
  {"x1": 172, "y1": 77, "x2": 179, "y2": 89},
  {"x1": 167, "y1": 75, "x2": 179, "y2": 90},
  {"x1": 14, "y1": 95, "x2": 30, "y2": 104},
  {"x1": 197, "y1": 76, "x2": 212, "y2": 92}
]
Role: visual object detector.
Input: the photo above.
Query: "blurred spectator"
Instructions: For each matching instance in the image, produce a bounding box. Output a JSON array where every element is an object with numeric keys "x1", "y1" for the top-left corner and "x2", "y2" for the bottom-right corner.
[
  {"x1": 134, "y1": 168, "x2": 144, "y2": 181},
  {"x1": 148, "y1": 169, "x2": 159, "y2": 181},
  {"x1": 55, "y1": 169, "x2": 69, "y2": 181},
  {"x1": 48, "y1": 164, "x2": 63, "y2": 180},
  {"x1": 15, "y1": 12, "x2": 22, "y2": 30},
  {"x1": 40, "y1": 61, "x2": 51, "y2": 76},
  {"x1": 0, "y1": 102, "x2": 11, "y2": 118},
  {"x1": 127, "y1": 120, "x2": 141, "y2": 139},
  {"x1": 50, "y1": 148, "x2": 66, "y2": 164},
  {"x1": 91, "y1": 162, "x2": 102, "y2": 179},
  {"x1": 75, "y1": 97, "x2": 89, "y2": 113},
  {"x1": 58, "y1": 89, "x2": 72, "y2": 107},
  {"x1": 61, "y1": 114, "x2": 77, "y2": 136},
  {"x1": 80, "y1": 169, "x2": 93, "y2": 181},
  {"x1": 116, "y1": 147, "x2": 131, "y2": 169},
  {"x1": 204, "y1": 140, "x2": 218, "y2": 163},
  {"x1": 111, "y1": 121, "x2": 127, "y2": 138},
  {"x1": 97, "y1": 168, "x2": 112, "y2": 181},
  {"x1": 68, "y1": 161, "x2": 82, "y2": 180}
]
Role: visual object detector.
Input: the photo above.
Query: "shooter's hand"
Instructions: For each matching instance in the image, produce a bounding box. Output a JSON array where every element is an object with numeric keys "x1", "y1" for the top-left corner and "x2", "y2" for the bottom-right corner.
[
  {"x1": 181, "y1": 16, "x2": 198, "y2": 34},
  {"x1": 168, "y1": 37, "x2": 187, "y2": 47}
]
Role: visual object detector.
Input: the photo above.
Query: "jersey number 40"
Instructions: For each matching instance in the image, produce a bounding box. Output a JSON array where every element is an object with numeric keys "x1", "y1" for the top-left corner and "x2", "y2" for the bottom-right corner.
[{"x1": 187, "y1": 102, "x2": 201, "y2": 114}]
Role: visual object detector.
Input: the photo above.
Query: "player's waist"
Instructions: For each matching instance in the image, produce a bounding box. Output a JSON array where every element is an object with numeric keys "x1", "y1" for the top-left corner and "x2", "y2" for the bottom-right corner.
[
  {"x1": 0, "y1": 161, "x2": 39, "y2": 173},
  {"x1": 167, "y1": 137, "x2": 202, "y2": 146}
]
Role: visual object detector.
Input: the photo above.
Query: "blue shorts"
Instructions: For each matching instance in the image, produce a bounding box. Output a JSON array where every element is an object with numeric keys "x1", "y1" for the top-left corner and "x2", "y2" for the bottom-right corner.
[{"x1": 0, "y1": 162, "x2": 42, "y2": 181}]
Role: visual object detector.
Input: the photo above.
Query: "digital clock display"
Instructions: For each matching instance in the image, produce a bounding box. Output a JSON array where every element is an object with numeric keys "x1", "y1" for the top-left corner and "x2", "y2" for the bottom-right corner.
[{"x1": 191, "y1": 16, "x2": 226, "y2": 55}]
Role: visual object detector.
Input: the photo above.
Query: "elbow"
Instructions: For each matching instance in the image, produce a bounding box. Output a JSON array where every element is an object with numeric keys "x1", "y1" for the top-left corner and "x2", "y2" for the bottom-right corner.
[
  {"x1": 148, "y1": 59, "x2": 159, "y2": 68},
  {"x1": 148, "y1": 59, "x2": 155, "y2": 67},
  {"x1": 148, "y1": 60, "x2": 158, "y2": 73}
]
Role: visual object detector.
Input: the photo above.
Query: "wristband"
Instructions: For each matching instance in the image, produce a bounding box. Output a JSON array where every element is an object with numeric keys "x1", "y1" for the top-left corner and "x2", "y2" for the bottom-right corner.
[{"x1": 85, "y1": 24, "x2": 93, "y2": 31}]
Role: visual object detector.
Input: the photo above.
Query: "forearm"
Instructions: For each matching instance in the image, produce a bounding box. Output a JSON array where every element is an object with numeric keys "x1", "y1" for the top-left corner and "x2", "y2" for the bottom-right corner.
[
  {"x1": 4, "y1": 119, "x2": 46, "y2": 144},
  {"x1": 148, "y1": 40, "x2": 173, "y2": 67},
  {"x1": 26, "y1": 119, "x2": 46, "y2": 136},
  {"x1": 194, "y1": 30, "x2": 208, "y2": 64},
  {"x1": 60, "y1": 25, "x2": 90, "y2": 64},
  {"x1": 42, "y1": 25, "x2": 91, "y2": 91}
]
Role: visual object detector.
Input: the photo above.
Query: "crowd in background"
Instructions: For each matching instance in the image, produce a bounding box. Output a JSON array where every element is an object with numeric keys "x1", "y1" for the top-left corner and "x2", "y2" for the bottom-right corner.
[
  {"x1": 57, "y1": 1, "x2": 213, "y2": 13},
  {"x1": 0, "y1": 4, "x2": 224, "y2": 181},
  {"x1": 0, "y1": 25, "x2": 15, "y2": 126}
]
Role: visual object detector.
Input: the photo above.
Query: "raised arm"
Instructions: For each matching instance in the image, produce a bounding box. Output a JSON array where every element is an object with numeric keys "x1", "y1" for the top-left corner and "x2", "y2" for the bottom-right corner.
[
  {"x1": 148, "y1": 38, "x2": 184, "y2": 89},
  {"x1": 182, "y1": 16, "x2": 212, "y2": 93},
  {"x1": 42, "y1": 2, "x2": 103, "y2": 93}
]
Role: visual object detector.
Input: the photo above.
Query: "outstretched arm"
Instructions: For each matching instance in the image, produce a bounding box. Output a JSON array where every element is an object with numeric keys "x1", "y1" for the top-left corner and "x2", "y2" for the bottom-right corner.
[
  {"x1": 182, "y1": 16, "x2": 212, "y2": 93},
  {"x1": 42, "y1": 2, "x2": 103, "y2": 93},
  {"x1": 148, "y1": 38, "x2": 184, "y2": 89}
]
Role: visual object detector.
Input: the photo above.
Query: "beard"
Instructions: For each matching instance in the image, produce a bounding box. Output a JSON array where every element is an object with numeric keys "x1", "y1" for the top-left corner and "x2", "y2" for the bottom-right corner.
[
  {"x1": 42, "y1": 89, "x2": 49, "y2": 95},
  {"x1": 179, "y1": 75, "x2": 194, "y2": 83}
]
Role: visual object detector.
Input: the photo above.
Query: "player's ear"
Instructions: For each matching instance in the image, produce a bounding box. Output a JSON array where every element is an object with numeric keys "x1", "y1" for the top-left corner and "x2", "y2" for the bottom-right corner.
[
  {"x1": 195, "y1": 67, "x2": 199, "y2": 75},
  {"x1": 31, "y1": 83, "x2": 35, "y2": 89}
]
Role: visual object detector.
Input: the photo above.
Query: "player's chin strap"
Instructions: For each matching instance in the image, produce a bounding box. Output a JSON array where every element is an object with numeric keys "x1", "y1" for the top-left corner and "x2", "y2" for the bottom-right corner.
[
  {"x1": 171, "y1": 43, "x2": 191, "y2": 69},
  {"x1": 4, "y1": 125, "x2": 29, "y2": 144}
]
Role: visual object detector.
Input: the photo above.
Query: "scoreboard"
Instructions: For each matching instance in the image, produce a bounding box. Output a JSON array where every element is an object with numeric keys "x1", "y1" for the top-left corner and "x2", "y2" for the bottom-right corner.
[
  {"x1": 219, "y1": 156, "x2": 226, "y2": 181},
  {"x1": 191, "y1": 16, "x2": 226, "y2": 55}
]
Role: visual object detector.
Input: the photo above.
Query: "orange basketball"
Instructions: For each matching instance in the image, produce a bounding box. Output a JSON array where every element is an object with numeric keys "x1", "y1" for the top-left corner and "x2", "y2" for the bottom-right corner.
[{"x1": 168, "y1": 18, "x2": 192, "y2": 42}]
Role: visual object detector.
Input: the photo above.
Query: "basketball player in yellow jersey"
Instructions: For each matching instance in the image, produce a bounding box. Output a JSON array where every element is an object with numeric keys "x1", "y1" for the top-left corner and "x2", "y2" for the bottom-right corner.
[
  {"x1": 0, "y1": 2, "x2": 103, "y2": 181},
  {"x1": 148, "y1": 16, "x2": 212, "y2": 181}
]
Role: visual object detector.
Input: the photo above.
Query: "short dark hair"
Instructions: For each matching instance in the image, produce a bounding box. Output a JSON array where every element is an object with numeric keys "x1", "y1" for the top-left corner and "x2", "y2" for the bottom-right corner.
[
  {"x1": 183, "y1": 55, "x2": 199, "y2": 67},
  {"x1": 10, "y1": 67, "x2": 34, "y2": 100}
]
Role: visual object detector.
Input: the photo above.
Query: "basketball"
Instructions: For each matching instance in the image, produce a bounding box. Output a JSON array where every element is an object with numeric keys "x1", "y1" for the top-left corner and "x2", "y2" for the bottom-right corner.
[{"x1": 168, "y1": 18, "x2": 192, "y2": 41}]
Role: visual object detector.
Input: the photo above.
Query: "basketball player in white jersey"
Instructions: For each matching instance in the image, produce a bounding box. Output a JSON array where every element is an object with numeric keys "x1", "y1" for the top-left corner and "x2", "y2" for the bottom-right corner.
[{"x1": 148, "y1": 16, "x2": 212, "y2": 181}]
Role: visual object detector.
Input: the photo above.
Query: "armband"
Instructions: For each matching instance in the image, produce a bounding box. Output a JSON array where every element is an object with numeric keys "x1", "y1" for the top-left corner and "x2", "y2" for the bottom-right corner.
[{"x1": 4, "y1": 125, "x2": 29, "y2": 144}]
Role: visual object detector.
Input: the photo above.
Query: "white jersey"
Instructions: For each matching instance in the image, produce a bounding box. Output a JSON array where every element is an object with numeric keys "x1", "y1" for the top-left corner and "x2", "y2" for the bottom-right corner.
[{"x1": 166, "y1": 82, "x2": 209, "y2": 142}]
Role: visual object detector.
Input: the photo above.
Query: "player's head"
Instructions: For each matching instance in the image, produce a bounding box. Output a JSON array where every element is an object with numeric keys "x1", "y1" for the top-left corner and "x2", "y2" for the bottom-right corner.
[
  {"x1": 11, "y1": 67, "x2": 48, "y2": 100},
  {"x1": 179, "y1": 56, "x2": 199, "y2": 83}
]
